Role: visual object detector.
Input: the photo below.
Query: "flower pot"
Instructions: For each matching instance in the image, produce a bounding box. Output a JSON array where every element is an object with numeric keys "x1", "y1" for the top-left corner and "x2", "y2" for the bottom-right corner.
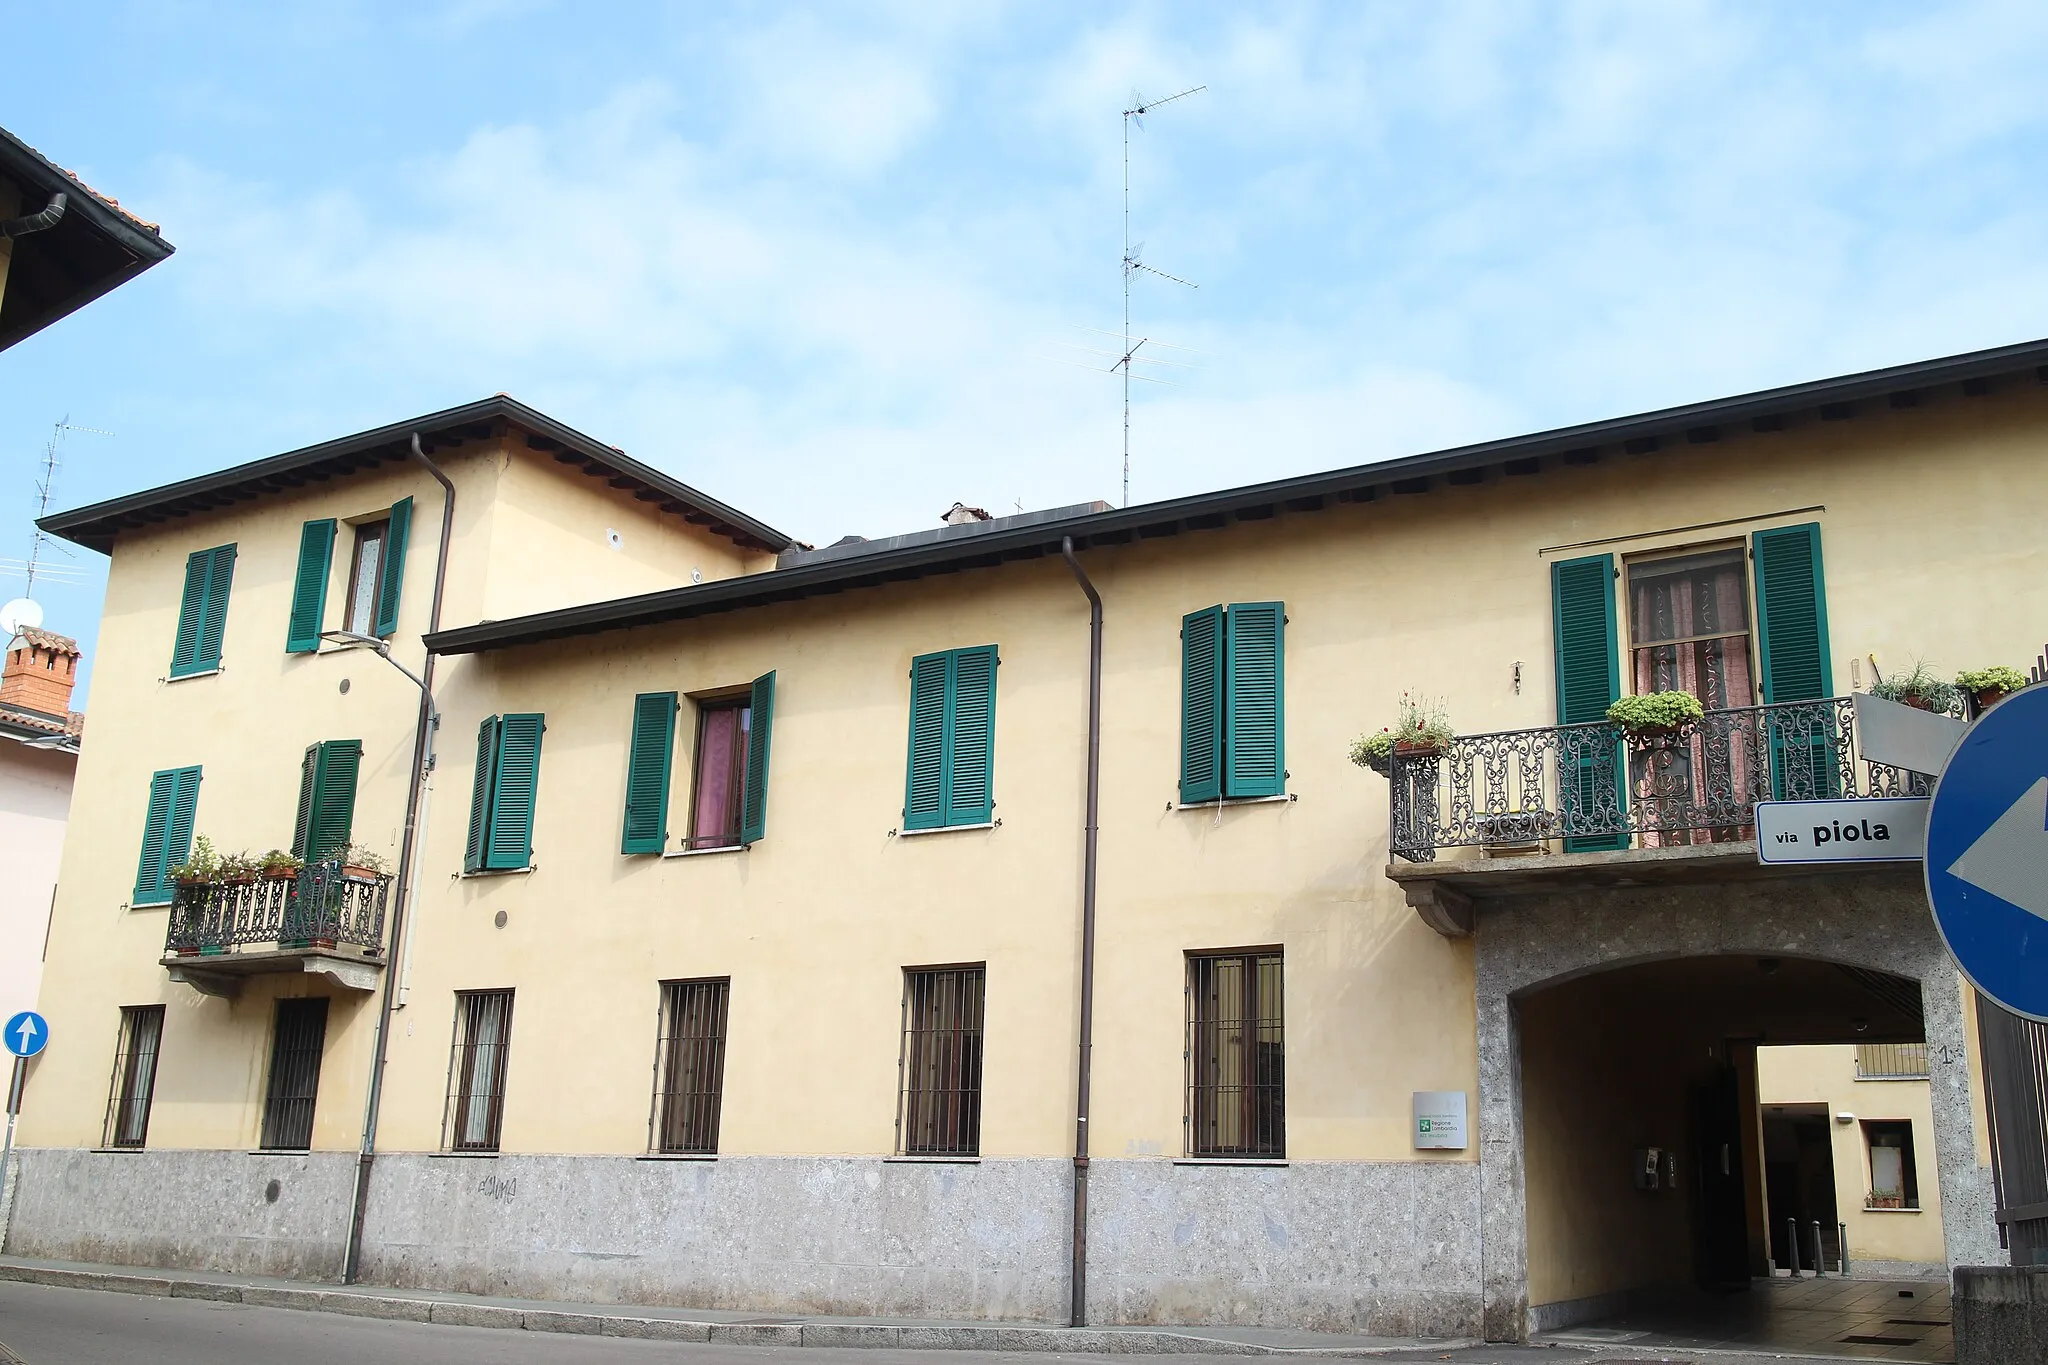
[
  {"x1": 1976, "y1": 687, "x2": 2009, "y2": 711},
  {"x1": 341, "y1": 863, "x2": 379, "y2": 881},
  {"x1": 1899, "y1": 695, "x2": 1937, "y2": 712},
  {"x1": 175, "y1": 945, "x2": 202, "y2": 956},
  {"x1": 1392, "y1": 740, "x2": 1443, "y2": 759},
  {"x1": 1623, "y1": 723, "x2": 1684, "y2": 743},
  {"x1": 262, "y1": 867, "x2": 299, "y2": 882}
]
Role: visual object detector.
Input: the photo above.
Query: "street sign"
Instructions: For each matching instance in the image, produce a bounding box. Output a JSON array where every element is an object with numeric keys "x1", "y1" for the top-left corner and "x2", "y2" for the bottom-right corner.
[
  {"x1": 1756, "y1": 797, "x2": 1928, "y2": 864},
  {"x1": 2, "y1": 1010, "x2": 47, "y2": 1059},
  {"x1": 1926, "y1": 685, "x2": 2048, "y2": 1022}
]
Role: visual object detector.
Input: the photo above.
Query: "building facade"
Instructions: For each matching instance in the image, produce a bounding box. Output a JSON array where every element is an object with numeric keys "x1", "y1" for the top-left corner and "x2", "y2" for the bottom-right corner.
[
  {"x1": 0, "y1": 629, "x2": 82, "y2": 1025},
  {"x1": 8, "y1": 341, "x2": 2046, "y2": 1341}
]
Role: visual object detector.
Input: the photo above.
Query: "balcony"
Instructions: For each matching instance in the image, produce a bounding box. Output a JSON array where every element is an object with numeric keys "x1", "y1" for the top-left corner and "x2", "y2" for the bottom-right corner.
[
  {"x1": 1386, "y1": 697, "x2": 1930, "y2": 932},
  {"x1": 160, "y1": 864, "x2": 392, "y2": 997}
]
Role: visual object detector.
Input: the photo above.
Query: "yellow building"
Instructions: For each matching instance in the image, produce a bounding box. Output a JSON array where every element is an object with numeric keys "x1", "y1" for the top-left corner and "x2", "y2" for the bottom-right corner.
[{"x1": 10, "y1": 340, "x2": 2046, "y2": 1342}]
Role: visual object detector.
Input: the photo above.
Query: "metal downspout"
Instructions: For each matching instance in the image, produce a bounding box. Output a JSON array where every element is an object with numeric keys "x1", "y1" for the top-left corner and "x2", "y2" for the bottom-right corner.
[
  {"x1": 1060, "y1": 535, "x2": 1103, "y2": 1328},
  {"x1": 342, "y1": 433, "x2": 455, "y2": 1284},
  {"x1": 0, "y1": 192, "x2": 66, "y2": 239}
]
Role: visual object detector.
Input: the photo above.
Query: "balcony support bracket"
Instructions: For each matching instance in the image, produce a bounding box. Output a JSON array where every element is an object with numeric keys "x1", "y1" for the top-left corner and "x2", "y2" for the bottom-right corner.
[
  {"x1": 1406, "y1": 881, "x2": 1475, "y2": 938},
  {"x1": 164, "y1": 951, "x2": 384, "y2": 998}
]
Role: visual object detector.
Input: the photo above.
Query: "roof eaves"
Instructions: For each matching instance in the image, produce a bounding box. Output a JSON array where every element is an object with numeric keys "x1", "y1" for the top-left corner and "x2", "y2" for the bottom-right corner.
[{"x1": 424, "y1": 334, "x2": 2048, "y2": 657}]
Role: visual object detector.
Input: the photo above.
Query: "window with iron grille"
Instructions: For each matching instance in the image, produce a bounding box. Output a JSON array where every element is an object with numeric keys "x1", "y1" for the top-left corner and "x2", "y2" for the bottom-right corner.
[
  {"x1": 651, "y1": 978, "x2": 730, "y2": 1154},
  {"x1": 442, "y1": 990, "x2": 514, "y2": 1152},
  {"x1": 896, "y1": 966, "x2": 984, "y2": 1156},
  {"x1": 261, "y1": 998, "x2": 330, "y2": 1150},
  {"x1": 1186, "y1": 950, "x2": 1284, "y2": 1157},
  {"x1": 103, "y1": 1005, "x2": 166, "y2": 1149}
]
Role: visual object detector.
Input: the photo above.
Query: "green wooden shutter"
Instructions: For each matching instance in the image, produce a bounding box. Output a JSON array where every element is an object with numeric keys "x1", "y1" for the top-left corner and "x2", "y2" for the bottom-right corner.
[
  {"x1": 291, "y1": 745, "x2": 320, "y2": 858},
  {"x1": 1753, "y1": 523, "x2": 1837, "y2": 798},
  {"x1": 373, "y1": 497, "x2": 413, "y2": 638},
  {"x1": 1551, "y1": 554, "x2": 1626, "y2": 852},
  {"x1": 286, "y1": 521, "x2": 336, "y2": 654},
  {"x1": 621, "y1": 692, "x2": 678, "y2": 854},
  {"x1": 486, "y1": 713, "x2": 544, "y2": 870},
  {"x1": 170, "y1": 549, "x2": 211, "y2": 676},
  {"x1": 465, "y1": 716, "x2": 501, "y2": 873},
  {"x1": 135, "y1": 766, "x2": 202, "y2": 905},
  {"x1": 195, "y1": 545, "x2": 236, "y2": 673},
  {"x1": 904, "y1": 652, "x2": 950, "y2": 830},
  {"x1": 1180, "y1": 606, "x2": 1226, "y2": 803},
  {"x1": 1753, "y1": 523, "x2": 1832, "y2": 703},
  {"x1": 307, "y1": 741, "x2": 362, "y2": 860},
  {"x1": 944, "y1": 647, "x2": 998, "y2": 826},
  {"x1": 741, "y1": 670, "x2": 776, "y2": 845},
  {"x1": 1223, "y1": 602, "x2": 1285, "y2": 798}
]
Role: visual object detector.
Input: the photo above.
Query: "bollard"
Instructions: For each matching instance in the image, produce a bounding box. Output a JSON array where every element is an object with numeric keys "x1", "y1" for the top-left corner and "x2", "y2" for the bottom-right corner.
[
  {"x1": 1813, "y1": 1220, "x2": 1827, "y2": 1276},
  {"x1": 1786, "y1": 1217, "x2": 1802, "y2": 1277},
  {"x1": 1839, "y1": 1221, "x2": 1849, "y2": 1278}
]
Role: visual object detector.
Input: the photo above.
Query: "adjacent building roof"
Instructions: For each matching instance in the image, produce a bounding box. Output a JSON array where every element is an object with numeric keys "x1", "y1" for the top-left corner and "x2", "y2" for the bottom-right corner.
[
  {"x1": 425, "y1": 334, "x2": 2048, "y2": 657},
  {"x1": 0, "y1": 123, "x2": 175, "y2": 353},
  {"x1": 40, "y1": 395, "x2": 794, "y2": 556}
]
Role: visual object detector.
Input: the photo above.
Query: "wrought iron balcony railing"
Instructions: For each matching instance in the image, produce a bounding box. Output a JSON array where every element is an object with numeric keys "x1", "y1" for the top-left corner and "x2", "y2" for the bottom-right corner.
[
  {"x1": 1390, "y1": 696, "x2": 1930, "y2": 863},
  {"x1": 164, "y1": 863, "x2": 391, "y2": 957}
]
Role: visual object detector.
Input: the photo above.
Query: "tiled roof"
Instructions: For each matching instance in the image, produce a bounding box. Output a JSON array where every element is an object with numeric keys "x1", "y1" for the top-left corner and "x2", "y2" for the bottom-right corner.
[
  {"x1": 11, "y1": 626, "x2": 79, "y2": 655},
  {"x1": 0, "y1": 703, "x2": 82, "y2": 740}
]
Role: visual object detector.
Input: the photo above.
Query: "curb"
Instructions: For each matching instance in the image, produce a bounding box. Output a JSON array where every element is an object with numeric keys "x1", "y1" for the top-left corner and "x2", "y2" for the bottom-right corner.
[{"x1": 0, "y1": 1262, "x2": 1459, "y2": 1355}]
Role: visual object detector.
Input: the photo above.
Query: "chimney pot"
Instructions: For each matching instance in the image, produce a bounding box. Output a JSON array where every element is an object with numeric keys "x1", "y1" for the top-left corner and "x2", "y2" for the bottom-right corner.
[{"x1": 1, "y1": 628, "x2": 81, "y2": 720}]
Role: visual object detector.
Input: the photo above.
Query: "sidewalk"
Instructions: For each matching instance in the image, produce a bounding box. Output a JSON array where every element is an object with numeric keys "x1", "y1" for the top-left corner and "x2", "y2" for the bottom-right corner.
[{"x1": 0, "y1": 1255, "x2": 1465, "y2": 1356}]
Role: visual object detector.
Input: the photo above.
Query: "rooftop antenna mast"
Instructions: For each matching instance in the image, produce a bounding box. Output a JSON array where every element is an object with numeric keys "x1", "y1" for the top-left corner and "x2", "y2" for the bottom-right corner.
[
  {"x1": 1119, "y1": 84, "x2": 1203, "y2": 508},
  {"x1": 0, "y1": 419, "x2": 107, "y2": 635}
]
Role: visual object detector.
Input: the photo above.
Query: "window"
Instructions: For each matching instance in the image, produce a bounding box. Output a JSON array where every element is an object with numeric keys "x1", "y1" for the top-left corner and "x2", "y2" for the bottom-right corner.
[
  {"x1": 133, "y1": 766, "x2": 202, "y2": 906},
  {"x1": 897, "y1": 966, "x2": 984, "y2": 1156},
  {"x1": 1186, "y1": 950, "x2": 1284, "y2": 1157},
  {"x1": 1863, "y1": 1120, "x2": 1919, "y2": 1209},
  {"x1": 904, "y1": 647, "x2": 997, "y2": 830},
  {"x1": 652, "y1": 978, "x2": 731, "y2": 1154},
  {"x1": 292, "y1": 741, "x2": 363, "y2": 862},
  {"x1": 1179, "y1": 604, "x2": 1285, "y2": 803},
  {"x1": 286, "y1": 499, "x2": 412, "y2": 652},
  {"x1": 1627, "y1": 547, "x2": 1755, "y2": 709},
  {"x1": 103, "y1": 1005, "x2": 165, "y2": 1148},
  {"x1": 443, "y1": 990, "x2": 514, "y2": 1151},
  {"x1": 465, "y1": 714, "x2": 545, "y2": 872},
  {"x1": 260, "y1": 998, "x2": 330, "y2": 1150},
  {"x1": 170, "y1": 543, "x2": 236, "y2": 677},
  {"x1": 688, "y1": 697, "x2": 750, "y2": 849},
  {"x1": 621, "y1": 674, "x2": 776, "y2": 854},
  {"x1": 1855, "y1": 1042, "x2": 1930, "y2": 1080},
  {"x1": 343, "y1": 520, "x2": 389, "y2": 636}
]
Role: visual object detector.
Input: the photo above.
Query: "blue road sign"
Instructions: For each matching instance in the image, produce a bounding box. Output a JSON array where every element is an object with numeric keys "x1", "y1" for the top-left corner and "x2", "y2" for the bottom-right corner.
[
  {"x1": 3, "y1": 1010, "x2": 48, "y2": 1059},
  {"x1": 1927, "y1": 684, "x2": 2048, "y2": 1022}
]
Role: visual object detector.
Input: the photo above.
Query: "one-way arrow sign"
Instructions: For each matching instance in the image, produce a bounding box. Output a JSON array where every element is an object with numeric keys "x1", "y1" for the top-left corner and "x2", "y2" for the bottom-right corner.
[
  {"x1": 1927, "y1": 685, "x2": 2048, "y2": 1022},
  {"x1": 2, "y1": 1010, "x2": 48, "y2": 1059}
]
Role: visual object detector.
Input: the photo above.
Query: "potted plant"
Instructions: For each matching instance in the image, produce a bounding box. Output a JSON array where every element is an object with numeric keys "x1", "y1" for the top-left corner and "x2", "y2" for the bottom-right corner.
[
  {"x1": 338, "y1": 844, "x2": 390, "y2": 881},
  {"x1": 170, "y1": 835, "x2": 221, "y2": 888},
  {"x1": 1957, "y1": 665, "x2": 2026, "y2": 712},
  {"x1": 1606, "y1": 691, "x2": 1705, "y2": 740},
  {"x1": 258, "y1": 849, "x2": 304, "y2": 882},
  {"x1": 1351, "y1": 695, "x2": 1455, "y2": 776},
  {"x1": 216, "y1": 849, "x2": 260, "y2": 886},
  {"x1": 1869, "y1": 659, "x2": 1960, "y2": 713},
  {"x1": 1349, "y1": 730, "x2": 1396, "y2": 777}
]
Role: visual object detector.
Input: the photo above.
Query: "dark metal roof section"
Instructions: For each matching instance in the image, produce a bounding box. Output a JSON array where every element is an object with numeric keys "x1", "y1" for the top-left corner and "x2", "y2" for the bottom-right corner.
[
  {"x1": 426, "y1": 335, "x2": 2048, "y2": 658},
  {"x1": 39, "y1": 395, "x2": 793, "y2": 556},
  {"x1": 0, "y1": 124, "x2": 175, "y2": 353}
]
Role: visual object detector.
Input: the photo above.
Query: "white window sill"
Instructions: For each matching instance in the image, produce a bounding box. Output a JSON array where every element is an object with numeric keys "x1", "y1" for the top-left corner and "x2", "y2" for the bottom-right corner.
[
  {"x1": 894, "y1": 820, "x2": 998, "y2": 838},
  {"x1": 164, "y1": 668, "x2": 221, "y2": 683},
  {"x1": 886, "y1": 1155, "x2": 981, "y2": 1164},
  {"x1": 663, "y1": 844, "x2": 745, "y2": 859},
  {"x1": 1175, "y1": 793, "x2": 1295, "y2": 811},
  {"x1": 459, "y1": 866, "x2": 533, "y2": 879},
  {"x1": 637, "y1": 1153, "x2": 717, "y2": 1161},
  {"x1": 1172, "y1": 1158, "x2": 1288, "y2": 1167}
]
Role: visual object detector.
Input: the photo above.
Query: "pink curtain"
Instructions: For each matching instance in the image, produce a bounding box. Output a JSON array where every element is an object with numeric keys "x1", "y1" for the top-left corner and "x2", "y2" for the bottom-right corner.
[{"x1": 690, "y1": 707, "x2": 743, "y2": 848}]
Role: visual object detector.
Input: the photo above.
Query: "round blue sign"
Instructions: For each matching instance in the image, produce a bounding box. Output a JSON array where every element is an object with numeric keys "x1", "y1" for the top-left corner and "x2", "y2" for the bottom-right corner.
[
  {"x1": 1927, "y1": 684, "x2": 2048, "y2": 1022},
  {"x1": 2, "y1": 1010, "x2": 49, "y2": 1059}
]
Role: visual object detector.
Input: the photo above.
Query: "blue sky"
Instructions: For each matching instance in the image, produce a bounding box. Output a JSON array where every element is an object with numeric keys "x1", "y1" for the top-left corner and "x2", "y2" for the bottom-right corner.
[{"x1": 7, "y1": 1, "x2": 2048, "y2": 703}]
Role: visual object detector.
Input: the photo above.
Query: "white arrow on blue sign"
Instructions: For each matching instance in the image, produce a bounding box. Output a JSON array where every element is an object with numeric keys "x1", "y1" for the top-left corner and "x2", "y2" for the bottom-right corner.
[
  {"x1": 1927, "y1": 684, "x2": 2048, "y2": 1023},
  {"x1": 3, "y1": 1010, "x2": 48, "y2": 1059}
]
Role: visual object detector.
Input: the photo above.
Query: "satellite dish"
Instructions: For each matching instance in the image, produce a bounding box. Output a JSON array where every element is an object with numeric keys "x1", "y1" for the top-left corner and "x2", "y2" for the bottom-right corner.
[{"x1": 0, "y1": 598, "x2": 43, "y2": 637}]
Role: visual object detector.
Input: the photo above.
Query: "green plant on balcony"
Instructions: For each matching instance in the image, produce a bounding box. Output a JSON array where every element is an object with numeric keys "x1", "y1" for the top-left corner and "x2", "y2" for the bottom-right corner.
[
  {"x1": 1606, "y1": 691, "x2": 1704, "y2": 737},
  {"x1": 1351, "y1": 693, "x2": 1455, "y2": 777},
  {"x1": 1957, "y1": 665, "x2": 2026, "y2": 710},
  {"x1": 258, "y1": 849, "x2": 304, "y2": 881},
  {"x1": 337, "y1": 843, "x2": 391, "y2": 879},
  {"x1": 169, "y1": 835, "x2": 223, "y2": 886},
  {"x1": 1869, "y1": 658, "x2": 1960, "y2": 713}
]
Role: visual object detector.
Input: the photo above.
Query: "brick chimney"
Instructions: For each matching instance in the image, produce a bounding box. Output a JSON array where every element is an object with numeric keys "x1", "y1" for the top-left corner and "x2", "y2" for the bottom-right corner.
[{"x1": 1, "y1": 627, "x2": 81, "y2": 719}]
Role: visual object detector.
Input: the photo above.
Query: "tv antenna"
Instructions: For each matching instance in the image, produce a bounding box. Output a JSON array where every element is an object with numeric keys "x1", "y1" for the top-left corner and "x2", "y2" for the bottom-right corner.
[
  {"x1": 1117, "y1": 84, "x2": 1204, "y2": 508},
  {"x1": 0, "y1": 418, "x2": 108, "y2": 636}
]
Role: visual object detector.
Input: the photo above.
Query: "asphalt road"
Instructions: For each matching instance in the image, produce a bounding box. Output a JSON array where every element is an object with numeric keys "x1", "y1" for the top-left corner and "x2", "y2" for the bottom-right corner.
[{"x1": 0, "y1": 1279, "x2": 1781, "y2": 1365}]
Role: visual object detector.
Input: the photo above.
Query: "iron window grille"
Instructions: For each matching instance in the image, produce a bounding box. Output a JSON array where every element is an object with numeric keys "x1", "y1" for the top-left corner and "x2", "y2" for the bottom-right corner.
[
  {"x1": 1186, "y1": 950, "x2": 1285, "y2": 1157},
  {"x1": 896, "y1": 965, "x2": 985, "y2": 1156},
  {"x1": 103, "y1": 1004, "x2": 166, "y2": 1149},
  {"x1": 260, "y1": 998, "x2": 330, "y2": 1150},
  {"x1": 650, "y1": 978, "x2": 731, "y2": 1154},
  {"x1": 442, "y1": 989, "x2": 514, "y2": 1152}
]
